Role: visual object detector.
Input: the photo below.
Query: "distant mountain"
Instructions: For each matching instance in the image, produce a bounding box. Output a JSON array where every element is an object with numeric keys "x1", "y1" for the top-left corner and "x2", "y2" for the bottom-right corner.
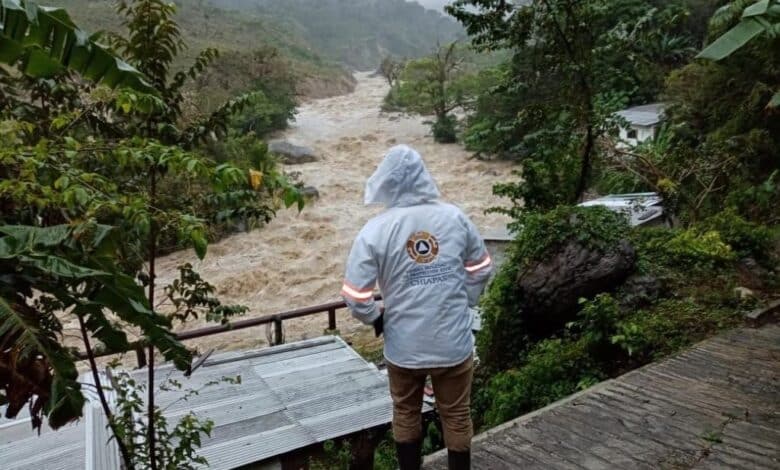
[
  {"x1": 206, "y1": 0, "x2": 464, "y2": 69},
  {"x1": 46, "y1": 0, "x2": 357, "y2": 103},
  {"x1": 43, "y1": 0, "x2": 464, "y2": 104}
]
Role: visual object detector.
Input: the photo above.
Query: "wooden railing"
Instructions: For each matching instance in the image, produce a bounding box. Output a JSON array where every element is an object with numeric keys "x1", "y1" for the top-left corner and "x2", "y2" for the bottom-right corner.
[{"x1": 79, "y1": 295, "x2": 381, "y2": 368}]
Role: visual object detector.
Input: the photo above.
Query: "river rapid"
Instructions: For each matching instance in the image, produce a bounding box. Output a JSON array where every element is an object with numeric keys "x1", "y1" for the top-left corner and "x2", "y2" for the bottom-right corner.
[{"x1": 154, "y1": 72, "x2": 514, "y2": 353}]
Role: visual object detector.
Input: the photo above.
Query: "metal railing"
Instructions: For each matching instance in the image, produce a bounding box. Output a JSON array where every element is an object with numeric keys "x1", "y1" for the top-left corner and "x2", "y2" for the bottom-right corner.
[{"x1": 79, "y1": 295, "x2": 381, "y2": 368}]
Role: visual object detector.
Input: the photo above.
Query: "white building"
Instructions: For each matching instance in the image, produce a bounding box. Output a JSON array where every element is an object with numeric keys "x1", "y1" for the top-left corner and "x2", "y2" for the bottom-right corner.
[{"x1": 615, "y1": 103, "x2": 665, "y2": 147}]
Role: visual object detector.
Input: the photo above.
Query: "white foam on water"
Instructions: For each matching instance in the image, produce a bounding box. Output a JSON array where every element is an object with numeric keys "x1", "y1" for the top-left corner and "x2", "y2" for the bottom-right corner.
[{"x1": 152, "y1": 72, "x2": 515, "y2": 353}]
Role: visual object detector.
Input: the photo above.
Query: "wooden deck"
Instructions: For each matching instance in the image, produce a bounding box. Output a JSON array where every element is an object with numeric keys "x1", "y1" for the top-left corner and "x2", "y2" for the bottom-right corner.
[{"x1": 424, "y1": 324, "x2": 780, "y2": 469}]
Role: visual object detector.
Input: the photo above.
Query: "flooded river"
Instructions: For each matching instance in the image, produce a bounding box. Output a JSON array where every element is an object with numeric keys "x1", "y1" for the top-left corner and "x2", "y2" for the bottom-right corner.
[{"x1": 154, "y1": 72, "x2": 514, "y2": 353}]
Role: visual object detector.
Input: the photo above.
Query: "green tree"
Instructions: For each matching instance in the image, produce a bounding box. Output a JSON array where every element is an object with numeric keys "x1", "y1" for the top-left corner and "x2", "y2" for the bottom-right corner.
[
  {"x1": 0, "y1": 0, "x2": 153, "y2": 91},
  {"x1": 448, "y1": 0, "x2": 694, "y2": 211},
  {"x1": 599, "y1": 1, "x2": 780, "y2": 222},
  {"x1": 386, "y1": 43, "x2": 476, "y2": 143},
  {"x1": 0, "y1": 1, "x2": 303, "y2": 468},
  {"x1": 378, "y1": 56, "x2": 405, "y2": 87},
  {"x1": 698, "y1": 0, "x2": 780, "y2": 108}
]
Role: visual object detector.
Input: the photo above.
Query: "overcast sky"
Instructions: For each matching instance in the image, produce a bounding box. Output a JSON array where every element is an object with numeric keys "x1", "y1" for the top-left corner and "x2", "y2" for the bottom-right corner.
[{"x1": 415, "y1": 0, "x2": 452, "y2": 11}]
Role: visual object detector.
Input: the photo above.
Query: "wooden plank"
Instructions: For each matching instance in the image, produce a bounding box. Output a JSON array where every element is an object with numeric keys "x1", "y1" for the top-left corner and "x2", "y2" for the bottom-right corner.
[
  {"x1": 550, "y1": 402, "x2": 688, "y2": 465},
  {"x1": 470, "y1": 447, "x2": 519, "y2": 470},
  {"x1": 423, "y1": 325, "x2": 780, "y2": 469},
  {"x1": 480, "y1": 440, "x2": 539, "y2": 467},
  {"x1": 705, "y1": 444, "x2": 780, "y2": 470},
  {"x1": 605, "y1": 380, "x2": 727, "y2": 421},
  {"x1": 527, "y1": 416, "x2": 647, "y2": 468},
  {"x1": 714, "y1": 439, "x2": 780, "y2": 468},
  {"x1": 537, "y1": 408, "x2": 657, "y2": 468},
  {"x1": 575, "y1": 394, "x2": 705, "y2": 452},
  {"x1": 598, "y1": 383, "x2": 729, "y2": 431},
  {"x1": 568, "y1": 396, "x2": 699, "y2": 454},
  {"x1": 639, "y1": 364, "x2": 778, "y2": 401},
  {"x1": 725, "y1": 419, "x2": 780, "y2": 445},
  {"x1": 504, "y1": 423, "x2": 594, "y2": 469},
  {"x1": 622, "y1": 371, "x2": 758, "y2": 413},
  {"x1": 489, "y1": 428, "x2": 581, "y2": 469}
]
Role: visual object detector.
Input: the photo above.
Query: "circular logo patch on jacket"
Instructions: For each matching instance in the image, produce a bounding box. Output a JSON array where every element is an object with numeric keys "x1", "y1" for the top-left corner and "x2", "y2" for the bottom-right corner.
[{"x1": 406, "y1": 231, "x2": 439, "y2": 264}]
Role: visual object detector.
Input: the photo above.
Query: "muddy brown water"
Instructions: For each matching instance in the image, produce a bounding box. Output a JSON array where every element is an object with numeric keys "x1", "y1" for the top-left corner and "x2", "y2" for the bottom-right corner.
[{"x1": 141, "y1": 73, "x2": 514, "y2": 356}]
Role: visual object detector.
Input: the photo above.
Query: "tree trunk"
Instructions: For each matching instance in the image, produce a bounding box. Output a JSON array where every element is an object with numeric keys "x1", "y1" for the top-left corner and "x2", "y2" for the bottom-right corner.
[
  {"x1": 147, "y1": 165, "x2": 157, "y2": 470},
  {"x1": 575, "y1": 121, "x2": 595, "y2": 202},
  {"x1": 78, "y1": 315, "x2": 134, "y2": 467}
]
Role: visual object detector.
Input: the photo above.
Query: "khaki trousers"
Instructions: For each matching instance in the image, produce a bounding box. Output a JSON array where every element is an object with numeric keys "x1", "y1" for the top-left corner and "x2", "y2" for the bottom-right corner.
[{"x1": 386, "y1": 356, "x2": 474, "y2": 451}]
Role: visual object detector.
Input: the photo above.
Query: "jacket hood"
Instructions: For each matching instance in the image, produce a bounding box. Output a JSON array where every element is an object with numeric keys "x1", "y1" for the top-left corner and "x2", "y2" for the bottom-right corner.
[{"x1": 364, "y1": 145, "x2": 440, "y2": 207}]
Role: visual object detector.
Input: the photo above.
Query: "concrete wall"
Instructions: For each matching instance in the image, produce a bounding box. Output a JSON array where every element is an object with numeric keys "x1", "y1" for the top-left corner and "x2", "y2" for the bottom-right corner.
[{"x1": 619, "y1": 124, "x2": 656, "y2": 147}]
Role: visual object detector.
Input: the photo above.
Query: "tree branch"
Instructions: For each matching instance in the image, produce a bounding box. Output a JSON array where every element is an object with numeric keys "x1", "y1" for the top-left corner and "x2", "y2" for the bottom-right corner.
[{"x1": 77, "y1": 314, "x2": 134, "y2": 467}]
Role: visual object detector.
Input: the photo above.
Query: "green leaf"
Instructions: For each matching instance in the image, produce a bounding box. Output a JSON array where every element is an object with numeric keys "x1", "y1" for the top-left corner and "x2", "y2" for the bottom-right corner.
[
  {"x1": 697, "y1": 18, "x2": 766, "y2": 60},
  {"x1": 769, "y1": 89, "x2": 780, "y2": 108},
  {"x1": 282, "y1": 188, "x2": 300, "y2": 209},
  {"x1": 93, "y1": 279, "x2": 192, "y2": 371},
  {"x1": 0, "y1": 0, "x2": 155, "y2": 93},
  {"x1": 73, "y1": 303, "x2": 130, "y2": 353},
  {"x1": 743, "y1": 0, "x2": 770, "y2": 17},
  {"x1": 191, "y1": 230, "x2": 208, "y2": 260},
  {"x1": 18, "y1": 254, "x2": 108, "y2": 279},
  {"x1": 0, "y1": 224, "x2": 71, "y2": 249}
]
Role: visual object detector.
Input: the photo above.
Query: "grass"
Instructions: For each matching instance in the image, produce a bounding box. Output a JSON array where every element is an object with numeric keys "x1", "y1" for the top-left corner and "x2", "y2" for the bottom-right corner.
[{"x1": 347, "y1": 327, "x2": 385, "y2": 364}]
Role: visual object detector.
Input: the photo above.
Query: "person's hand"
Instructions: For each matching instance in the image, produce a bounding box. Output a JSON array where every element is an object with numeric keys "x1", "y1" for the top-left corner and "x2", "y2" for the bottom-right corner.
[{"x1": 373, "y1": 311, "x2": 384, "y2": 337}]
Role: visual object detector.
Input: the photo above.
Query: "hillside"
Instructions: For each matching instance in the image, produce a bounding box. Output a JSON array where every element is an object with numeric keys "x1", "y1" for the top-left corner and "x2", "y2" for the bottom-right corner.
[
  {"x1": 47, "y1": 0, "x2": 463, "y2": 105},
  {"x1": 43, "y1": 0, "x2": 354, "y2": 105},
  {"x1": 206, "y1": 0, "x2": 464, "y2": 69}
]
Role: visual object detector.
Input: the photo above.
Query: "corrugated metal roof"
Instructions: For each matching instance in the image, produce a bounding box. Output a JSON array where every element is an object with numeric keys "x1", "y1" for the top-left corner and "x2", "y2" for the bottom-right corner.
[
  {"x1": 0, "y1": 416, "x2": 84, "y2": 470},
  {"x1": 615, "y1": 103, "x2": 665, "y2": 127},
  {"x1": 578, "y1": 192, "x2": 664, "y2": 226},
  {"x1": 0, "y1": 336, "x2": 400, "y2": 469}
]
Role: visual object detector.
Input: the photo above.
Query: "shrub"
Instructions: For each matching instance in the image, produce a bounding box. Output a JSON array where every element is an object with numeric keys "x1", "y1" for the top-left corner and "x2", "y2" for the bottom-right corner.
[
  {"x1": 665, "y1": 230, "x2": 734, "y2": 263},
  {"x1": 725, "y1": 171, "x2": 780, "y2": 223},
  {"x1": 700, "y1": 208, "x2": 773, "y2": 260},
  {"x1": 381, "y1": 85, "x2": 405, "y2": 112},
  {"x1": 508, "y1": 205, "x2": 631, "y2": 268},
  {"x1": 634, "y1": 227, "x2": 735, "y2": 271},
  {"x1": 431, "y1": 114, "x2": 458, "y2": 143},
  {"x1": 477, "y1": 293, "x2": 742, "y2": 429},
  {"x1": 611, "y1": 299, "x2": 741, "y2": 362},
  {"x1": 572, "y1": 293, "x2": 621, "y2": 347},
  {"x1": 479, "y1": 337, "x2": 602, "y2": 428}
]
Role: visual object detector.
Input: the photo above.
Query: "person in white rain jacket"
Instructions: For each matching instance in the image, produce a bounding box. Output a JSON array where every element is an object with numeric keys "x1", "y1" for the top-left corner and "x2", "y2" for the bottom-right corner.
[{"x1": 341, "y1": 145, "x2": 493, "y2": 470}]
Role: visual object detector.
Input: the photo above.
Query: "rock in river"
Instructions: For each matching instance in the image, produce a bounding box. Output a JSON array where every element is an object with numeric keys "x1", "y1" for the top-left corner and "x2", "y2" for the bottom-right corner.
[{"x1": 269, "y1": 140, "x2": 318, "y2": 164}]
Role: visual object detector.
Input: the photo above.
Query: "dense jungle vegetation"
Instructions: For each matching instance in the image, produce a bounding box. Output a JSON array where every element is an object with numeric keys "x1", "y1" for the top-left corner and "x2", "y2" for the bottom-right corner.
[
  {"x1": 375, "y1": 0, "x2": 780, "y2": 461},
  {"x1": 439, "y1": 0, "x2": 779, "y2": 433},
  {"x1": 1, "y1": 0, "x2": 778, "y2": 468}
]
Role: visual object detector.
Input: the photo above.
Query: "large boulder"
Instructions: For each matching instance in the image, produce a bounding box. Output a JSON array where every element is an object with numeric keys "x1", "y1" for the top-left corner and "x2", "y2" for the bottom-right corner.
[
  {"x1": 268, "y1": 141, "x2": 318, "y2": 164},
  {"x1": 517, "y1": 239, "x2": 636, "y2": 335}
]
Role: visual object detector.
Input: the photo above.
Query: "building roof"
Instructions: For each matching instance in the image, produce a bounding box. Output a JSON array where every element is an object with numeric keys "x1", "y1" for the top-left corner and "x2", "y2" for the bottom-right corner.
[
  {"x1": 615, "y1": 103, "x2": 666, "y2": 127},
  {"x1": 1, "y1": 336, "x2": 397, "y2": 469}
]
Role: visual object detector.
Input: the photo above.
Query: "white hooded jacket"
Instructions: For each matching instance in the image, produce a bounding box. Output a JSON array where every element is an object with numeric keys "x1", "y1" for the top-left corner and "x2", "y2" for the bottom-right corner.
[{"x1": 341, "y1": 145, "x2": 493, "y2": 369}]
